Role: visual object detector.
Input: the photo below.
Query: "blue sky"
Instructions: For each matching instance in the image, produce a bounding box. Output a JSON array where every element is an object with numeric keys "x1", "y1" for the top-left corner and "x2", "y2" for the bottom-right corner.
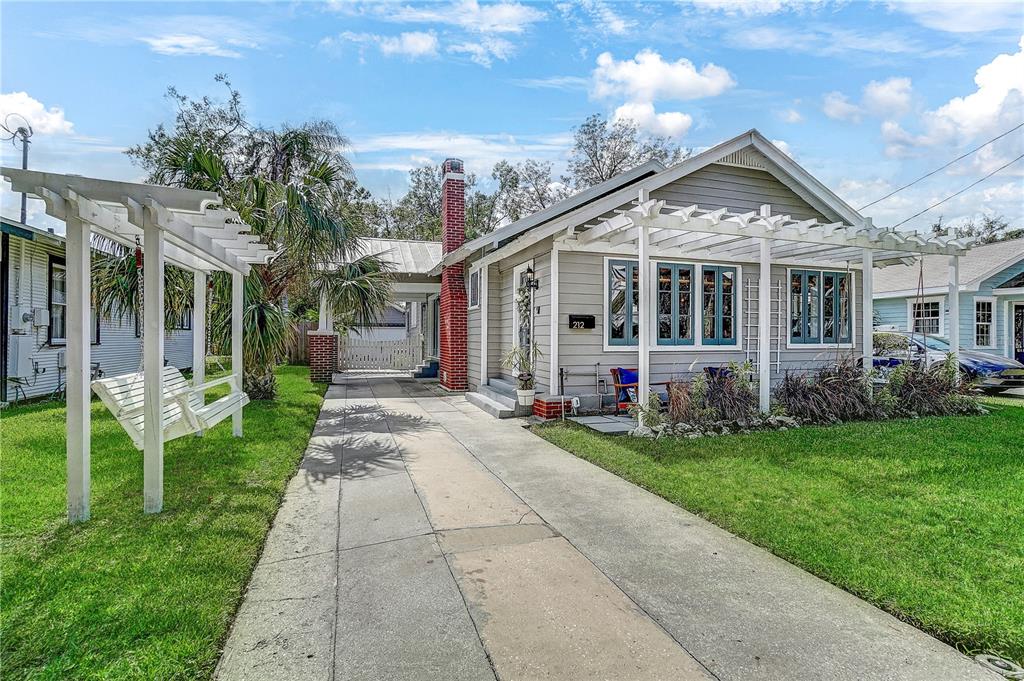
[{"x1": 2, "y1": 0, "x2": 1022, "y2": 234}]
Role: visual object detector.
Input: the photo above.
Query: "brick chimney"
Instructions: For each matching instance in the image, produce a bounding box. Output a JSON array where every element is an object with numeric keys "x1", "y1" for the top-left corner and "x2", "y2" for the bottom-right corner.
[{"x1": 439, "y1": 158, "x2": 468, "y2": 391}]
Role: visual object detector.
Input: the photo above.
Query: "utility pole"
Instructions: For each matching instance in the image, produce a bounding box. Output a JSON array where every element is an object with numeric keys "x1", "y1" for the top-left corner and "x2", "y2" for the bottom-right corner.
[{"x1": 2, "y1": 114, "x2": 33, "y2": 223}]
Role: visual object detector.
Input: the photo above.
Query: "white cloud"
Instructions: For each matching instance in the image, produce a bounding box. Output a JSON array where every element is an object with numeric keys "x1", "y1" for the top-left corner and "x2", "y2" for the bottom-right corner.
[
  {"x1": 140, "y1": 34, "x2": 244, "y2": 58},
  {"x1": 862, "y1": 77, "x2": 913, "y2": 117},
  {"x1": 592, "y1": 50, "x2": 735, "y2": 102},
  {"x1": 572, "y1": 0, "x2": 635, "y2": 36},
  {"x1": 361, "y1": 0, "x2": 545, "y2": 34},
  {"x1": 687, "y1": 0, "x2": 827, "y2": 15},
  {"x1": 448, "y1": 36, "x2": 514, "y2": 67},
  {"x1": 887, "y1": 0, "x2": 1024, "y2": 34},
  {"x1": 730, "y1": 25, "x2": 956, "y2": 59},
  {"x1": 882, "y1": 36, "x2": 1024, "y2": 157},
  {"x1": 823, "y1": 91, "x2": 862, "y2": 122},
  {"x1": 0, "y1": 92, "x2": 74, "y2": 135},
  {"x1": 771, "y1": 139, "x2": 794, "y2": 157},
  {"x1": 322, "y1": 31, "x2": 439, "y2": 60},
  {"x1": 510, "y1": 75, "x2": 589, "y2": 90},
  {"x1": 780, "y1": 108, "x2": 803, "y2": 123},
  {"x1": 613, "y1": 102, "x2": 693, "y2": 137}
]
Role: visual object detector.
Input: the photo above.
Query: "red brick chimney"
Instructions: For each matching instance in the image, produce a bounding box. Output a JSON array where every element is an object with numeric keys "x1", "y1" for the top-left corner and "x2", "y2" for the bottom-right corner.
[{"x1": 439, "y1": 158, "x2": 468, "y2": 391}]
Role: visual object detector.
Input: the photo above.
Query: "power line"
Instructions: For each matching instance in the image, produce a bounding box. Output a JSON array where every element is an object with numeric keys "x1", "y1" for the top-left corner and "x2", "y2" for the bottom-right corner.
[
  {"x1": 858, "y1": 121, "x2": 1024, "y2": 209},
  {"x1": 890, "y1": 153, "x2": 1024, "y2": 229}
]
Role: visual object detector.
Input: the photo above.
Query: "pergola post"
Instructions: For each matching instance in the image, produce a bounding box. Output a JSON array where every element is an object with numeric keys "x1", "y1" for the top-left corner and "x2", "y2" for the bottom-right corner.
[
  {"x1": 637, "y1": 196, "x2": 650, "y2": 420},
  {"x1": 861, "y1": 248, "x2": 874, "y2": 375},
  {"x1": 949, "y1": 255, "x2": 960, "y2": 382},
  {"x1": 232, "y1": 270, "x2": 244, "y2": 437},
  {"x1": 318, "y1": 289, "x2": 333, "y2": 333},
  {"x1": 143, "y1": 213, "x2": 165, "y2": 514},
  {"x1": 758, "y1": 237, "x2": 772, "y2": 412},
  {"x1": 192, "y1": 270, "x2": 206, "y2": 408},
  {"x1": 65, "y1": 212, "x2": 91, "y2": 522}
]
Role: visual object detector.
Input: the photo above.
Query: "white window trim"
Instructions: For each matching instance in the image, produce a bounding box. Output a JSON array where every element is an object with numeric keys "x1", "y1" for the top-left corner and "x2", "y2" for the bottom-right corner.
[
  {"x1": 906, "y1": 295, "x2": 945, "y2": 337},
  {"x1": 467, "y1": 266, "x2": 480, "y2": 310},
  {"x1": 49, "y1": 260, "x2": 68, "y2": 345},
  {"x1": 601, "y1": 255, "x2": 744, "y2": 353},
  {"x1": 784, "y1": 267, "x2": 857, "y2": 351},
  {"x1": 973, "y1": 295, "x2": 997, "y2": 349}
]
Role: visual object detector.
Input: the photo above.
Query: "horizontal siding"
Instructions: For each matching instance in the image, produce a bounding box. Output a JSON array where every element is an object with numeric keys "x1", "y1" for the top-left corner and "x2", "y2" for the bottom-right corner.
[{"x1": 5, "y1": 235, "x2": 193, "y2": 402}]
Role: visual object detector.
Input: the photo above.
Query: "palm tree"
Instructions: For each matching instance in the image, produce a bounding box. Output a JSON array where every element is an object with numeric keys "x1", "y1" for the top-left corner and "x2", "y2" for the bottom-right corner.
[{"x1": 99, "y1": 83, "x2": 390, "y2": 398}]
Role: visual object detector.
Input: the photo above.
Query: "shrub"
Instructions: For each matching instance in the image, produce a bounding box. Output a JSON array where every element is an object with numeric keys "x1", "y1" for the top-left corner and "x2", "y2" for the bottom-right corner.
[
  {"x1": 704, "y1": 362, "x2": 759, "y2": 422},
  {"x1": 879, "y1": 356, "x2": 984, "y2": 418},
  {"x1": 774, "y1": 359, "x2": 882, "y2": 424}
]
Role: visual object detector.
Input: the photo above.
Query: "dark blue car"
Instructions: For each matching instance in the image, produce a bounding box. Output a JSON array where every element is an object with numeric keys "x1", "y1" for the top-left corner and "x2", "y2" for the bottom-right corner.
[{"x1": 873, "y1": 331, "x2": 1024, "y2": 394}]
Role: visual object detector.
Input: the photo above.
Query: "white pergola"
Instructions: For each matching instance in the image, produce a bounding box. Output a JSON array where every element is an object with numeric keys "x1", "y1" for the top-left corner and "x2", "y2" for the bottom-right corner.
[
  {"x1": 2, "y1": 168, "x2": 276, "y2": 522},
  {"x1": 555, "y1": 189, "x2": 973, "y2": 413}
]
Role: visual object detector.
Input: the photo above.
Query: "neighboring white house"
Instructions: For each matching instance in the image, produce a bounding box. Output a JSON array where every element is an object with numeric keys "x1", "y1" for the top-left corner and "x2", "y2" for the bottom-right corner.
[
  {"x1": 2, "y1": 217, "x2": 194, "y2": 403},
  {"x1": 873, "y1": 237, "x2": 1024, "y2": 364}
]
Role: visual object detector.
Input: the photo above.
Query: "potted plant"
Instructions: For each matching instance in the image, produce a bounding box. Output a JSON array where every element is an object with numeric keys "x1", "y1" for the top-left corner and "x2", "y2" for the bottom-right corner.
[{"x1": 502, "y1": 344, "x2": 540, "y2": 406}]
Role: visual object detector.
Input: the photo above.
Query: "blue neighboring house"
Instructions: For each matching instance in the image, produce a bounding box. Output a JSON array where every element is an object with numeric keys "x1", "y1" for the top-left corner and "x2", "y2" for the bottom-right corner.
[{"x1": 873, "y1": 238, "x2": 1024, "y2": 364}]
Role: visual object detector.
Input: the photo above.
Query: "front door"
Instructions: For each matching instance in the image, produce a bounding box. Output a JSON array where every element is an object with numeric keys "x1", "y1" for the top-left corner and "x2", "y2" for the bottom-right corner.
[{"x1": 1014, "y1": 303, "x2": 1024, "y2": 364}]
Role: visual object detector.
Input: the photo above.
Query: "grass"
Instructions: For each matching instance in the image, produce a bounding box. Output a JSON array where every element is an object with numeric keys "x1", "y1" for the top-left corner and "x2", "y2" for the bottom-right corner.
[
  {"x1": 1, "y1": 365, "x2": 325, "y2": 680},
  {"x1": 534, "y1": 399, "x2": 1024, "y2": 664}
]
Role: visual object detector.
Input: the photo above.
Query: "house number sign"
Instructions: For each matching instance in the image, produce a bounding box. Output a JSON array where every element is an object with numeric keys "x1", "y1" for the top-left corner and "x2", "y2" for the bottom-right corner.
[{"x1": 568, "y1": 314, "x2": 596, "y2": 330}]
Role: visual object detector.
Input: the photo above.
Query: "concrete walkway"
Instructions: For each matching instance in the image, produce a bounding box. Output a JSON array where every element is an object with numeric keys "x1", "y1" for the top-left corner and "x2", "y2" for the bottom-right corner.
[{"x1": 216, "y1": 376, "x2": 998, "y2": 681}]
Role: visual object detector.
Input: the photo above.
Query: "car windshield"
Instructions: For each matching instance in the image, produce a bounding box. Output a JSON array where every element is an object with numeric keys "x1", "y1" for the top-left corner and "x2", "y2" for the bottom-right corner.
[{"x1": 916, "y1": 336, "x2": 951, "y2": 351}]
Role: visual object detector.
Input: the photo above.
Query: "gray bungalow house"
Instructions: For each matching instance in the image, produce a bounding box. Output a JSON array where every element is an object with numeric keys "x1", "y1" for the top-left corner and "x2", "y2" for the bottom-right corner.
[
  {"x1": 321, "y1": 129, "x2": 971, "y2": 418},
  {"x1": 873, "y1": 237, "x2": 1024, "y2": 363}
]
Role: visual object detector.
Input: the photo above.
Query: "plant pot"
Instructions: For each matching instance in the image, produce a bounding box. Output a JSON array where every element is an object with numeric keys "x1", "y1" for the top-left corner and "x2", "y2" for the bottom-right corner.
[{"x1": 516, "y1": 389, "x2": 535, "y2": 406}]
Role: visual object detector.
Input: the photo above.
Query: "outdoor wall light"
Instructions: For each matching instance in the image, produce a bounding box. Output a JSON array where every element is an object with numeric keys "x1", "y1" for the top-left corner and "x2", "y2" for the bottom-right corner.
[{"x1": 524, "y1": 265, "x2": 540, "y2": 290}]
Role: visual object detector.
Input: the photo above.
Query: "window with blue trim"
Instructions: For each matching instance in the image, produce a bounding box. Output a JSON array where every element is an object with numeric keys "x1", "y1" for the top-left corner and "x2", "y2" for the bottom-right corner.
[
  {"x1": 608, "y1": 259, "x2": 639, "y2": 345},
  {"x1": 657, "y1": 263, "x2": 695, "y2": 345},
  {"x1": 701, "y1": 266, "x2": 737, "y2": 345},
  {"x1": 790, "y1": 270, "x2": 852, "y2": 344}
]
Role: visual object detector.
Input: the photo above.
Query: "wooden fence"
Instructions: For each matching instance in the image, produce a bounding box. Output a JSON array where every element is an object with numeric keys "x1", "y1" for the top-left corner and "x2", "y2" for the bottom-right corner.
[
  {"x1": 338, "y1": 336, "x2": 424, "y2": 370},
  {"x1": 286, "y1": 321, "x2": 317, "y2": 365}
]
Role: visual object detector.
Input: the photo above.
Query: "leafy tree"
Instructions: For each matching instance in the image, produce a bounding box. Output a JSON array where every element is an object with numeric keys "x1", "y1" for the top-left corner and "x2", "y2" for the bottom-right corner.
[
  {"x1": 107, "y1": 75, "x2": 390, "y2": 398},
  {"x1": 564, "y1": 113, "x2": 689, "y2": 191},
  {"x1": 492, "y1": 159, "x2": 570, "y2": 223},
  {"x1": 931, "y1": 214, "x2": 1024, "y2": 244}
]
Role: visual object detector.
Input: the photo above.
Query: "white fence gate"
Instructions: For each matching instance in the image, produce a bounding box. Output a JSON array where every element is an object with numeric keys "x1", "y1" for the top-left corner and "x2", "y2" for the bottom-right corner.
[{"x1": 338, "y1": 336, "x2": 424, "y2": 370}]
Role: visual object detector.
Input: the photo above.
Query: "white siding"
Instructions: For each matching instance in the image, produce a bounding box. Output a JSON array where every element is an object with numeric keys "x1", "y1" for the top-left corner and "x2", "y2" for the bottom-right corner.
[{"x1": 5, "y1": 234, "x2": 193, "y2": 402}]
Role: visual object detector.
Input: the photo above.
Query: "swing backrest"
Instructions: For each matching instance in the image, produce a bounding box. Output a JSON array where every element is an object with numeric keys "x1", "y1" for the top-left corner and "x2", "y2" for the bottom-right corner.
[{"x1": 91, "y1": 366, "x2": 202, "y2": 449}]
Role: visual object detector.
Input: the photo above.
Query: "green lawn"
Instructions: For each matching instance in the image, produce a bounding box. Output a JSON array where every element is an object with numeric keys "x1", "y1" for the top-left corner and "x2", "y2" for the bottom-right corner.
[
  {"x1": 1, "y1": 366, "x2": 325, "y2": 680},
  {"x1": 535, "y1": 400, "x2": 1024, "y2": 665}
]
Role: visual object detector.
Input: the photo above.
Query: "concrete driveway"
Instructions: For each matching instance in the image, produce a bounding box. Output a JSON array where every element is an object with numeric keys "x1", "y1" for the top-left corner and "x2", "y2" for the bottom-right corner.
[{"x1": 216, "y1": 376, "x2": 998, "y2": 681}]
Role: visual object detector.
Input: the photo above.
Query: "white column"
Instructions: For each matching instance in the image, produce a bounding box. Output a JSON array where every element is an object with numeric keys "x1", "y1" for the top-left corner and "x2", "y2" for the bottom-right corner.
[
  {"x1": 192, "y1": 270, "x2": 206, "y2": 393},
  {"x1": 318, "y1": 290, "x2": 333, "y2": 333},
  {"x1": 637, "y1": 222, "x2": 650, "y2": 411},
  {"x1": 549, "y1": 246, "x2": 559, "y2": 395},
  {"x1": 232, "y1": 270, "x2": 244, "y2": 437},
  {"x1": 65, "y1": 212, "x2": 91, "y2": 522},
  {"x1": 948, "y1": 255, "x2": 960, "y2": 381},
  {"x1": 143, "y1": 215, "x2": 165, "y2": 514},
  {"x1": 758, "y1": 238, "x2": 772, "y2": 413},
  {"x1": 480, "y1": 265, "x2": 489, "y2": 385},
  {"x1": 861, "y1": 248, "x2": 874, "y2": 374}
]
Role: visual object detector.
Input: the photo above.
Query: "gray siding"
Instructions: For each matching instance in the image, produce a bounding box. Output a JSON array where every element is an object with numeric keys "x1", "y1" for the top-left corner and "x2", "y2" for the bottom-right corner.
[{"x1": 5, "y1": 234, "x2": 193, "y2": 402}]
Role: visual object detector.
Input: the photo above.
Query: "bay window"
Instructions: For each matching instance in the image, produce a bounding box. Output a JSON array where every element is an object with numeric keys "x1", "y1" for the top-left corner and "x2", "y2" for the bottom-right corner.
[{"x1": 790, "y1": 269, "x2": 852, "y2": 345}]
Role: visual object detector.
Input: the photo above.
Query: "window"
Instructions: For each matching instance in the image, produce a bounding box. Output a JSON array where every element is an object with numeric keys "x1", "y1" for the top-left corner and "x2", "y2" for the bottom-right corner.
[
  {"x1": 608, "y1": 259, "x2": 640, "y2": 346},
  {"x1": 975, "y1": 299, "x2": 994, "y2": 347},
  {"x1": 701, "y1": 265, "x2": 737, "y2": 345},
  {"x1": 48, "y1": 256, "x2": 99, "y2": 345},
  {"x1": 468, "y1": 269, "x2": 480, "y2": 309},
  {"x1": 169, "y1": 308, "x2": 193, "y2": 331},
  {"x1": 790, "y1": 269, "x2": 852, "y2": 345},
  {"x1": 911, "y1": 300, "x2": 942, "y2": 335},
  {"x1": 656, "y1": 264, "x2": 695, "y2": 345}
]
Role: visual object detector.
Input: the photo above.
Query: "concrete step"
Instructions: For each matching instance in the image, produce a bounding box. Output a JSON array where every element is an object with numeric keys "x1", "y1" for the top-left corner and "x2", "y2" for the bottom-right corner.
[
  {"x1": 477, "y1": 384, "x2": 517, "y2": 408},
  {"x1": 465, "y1": 391, "x2": 516, "y2": 419},
  {"x1": 487, "y1": 376, "x2": 519, "y2": 396}
]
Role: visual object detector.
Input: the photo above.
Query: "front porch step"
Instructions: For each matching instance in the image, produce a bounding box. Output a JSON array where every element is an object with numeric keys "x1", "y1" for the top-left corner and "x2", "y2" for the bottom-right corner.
[
  {"x1": 473, "y1": 377, "x2": 535, "y2": 418},
  {"x1": 465, "y1": 391, "x2": 516, "y2": 419}
]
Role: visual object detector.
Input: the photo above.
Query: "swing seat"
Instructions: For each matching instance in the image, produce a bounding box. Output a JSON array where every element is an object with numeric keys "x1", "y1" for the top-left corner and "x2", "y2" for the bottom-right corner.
[{"x1": 91, "y1": 366, "x2": 249, "y2": 450}]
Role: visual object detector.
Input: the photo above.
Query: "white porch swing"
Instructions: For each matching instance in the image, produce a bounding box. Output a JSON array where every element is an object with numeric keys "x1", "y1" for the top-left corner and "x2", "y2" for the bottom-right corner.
[
  {"x1": 90, "y1": 238, "x2": 249, "y2": 449},
  {"x1": 2, "y1": 167, "x2": 276, "y2": 521}
]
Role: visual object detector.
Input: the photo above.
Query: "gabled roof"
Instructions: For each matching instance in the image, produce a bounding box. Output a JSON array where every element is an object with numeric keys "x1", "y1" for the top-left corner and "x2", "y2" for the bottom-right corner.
[
  {"x1": 435, "y1": 128, "x2": 870, "y2": 272},
  {"x1": 873, "y1": 238, "x2": 1024, "y2": 296},
  {"x1": 354, "y1": 238, "x2": 442, "y2": 274},
  {"x1": 443, "y1": 159, "x2": 665, "y2": 265}
]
